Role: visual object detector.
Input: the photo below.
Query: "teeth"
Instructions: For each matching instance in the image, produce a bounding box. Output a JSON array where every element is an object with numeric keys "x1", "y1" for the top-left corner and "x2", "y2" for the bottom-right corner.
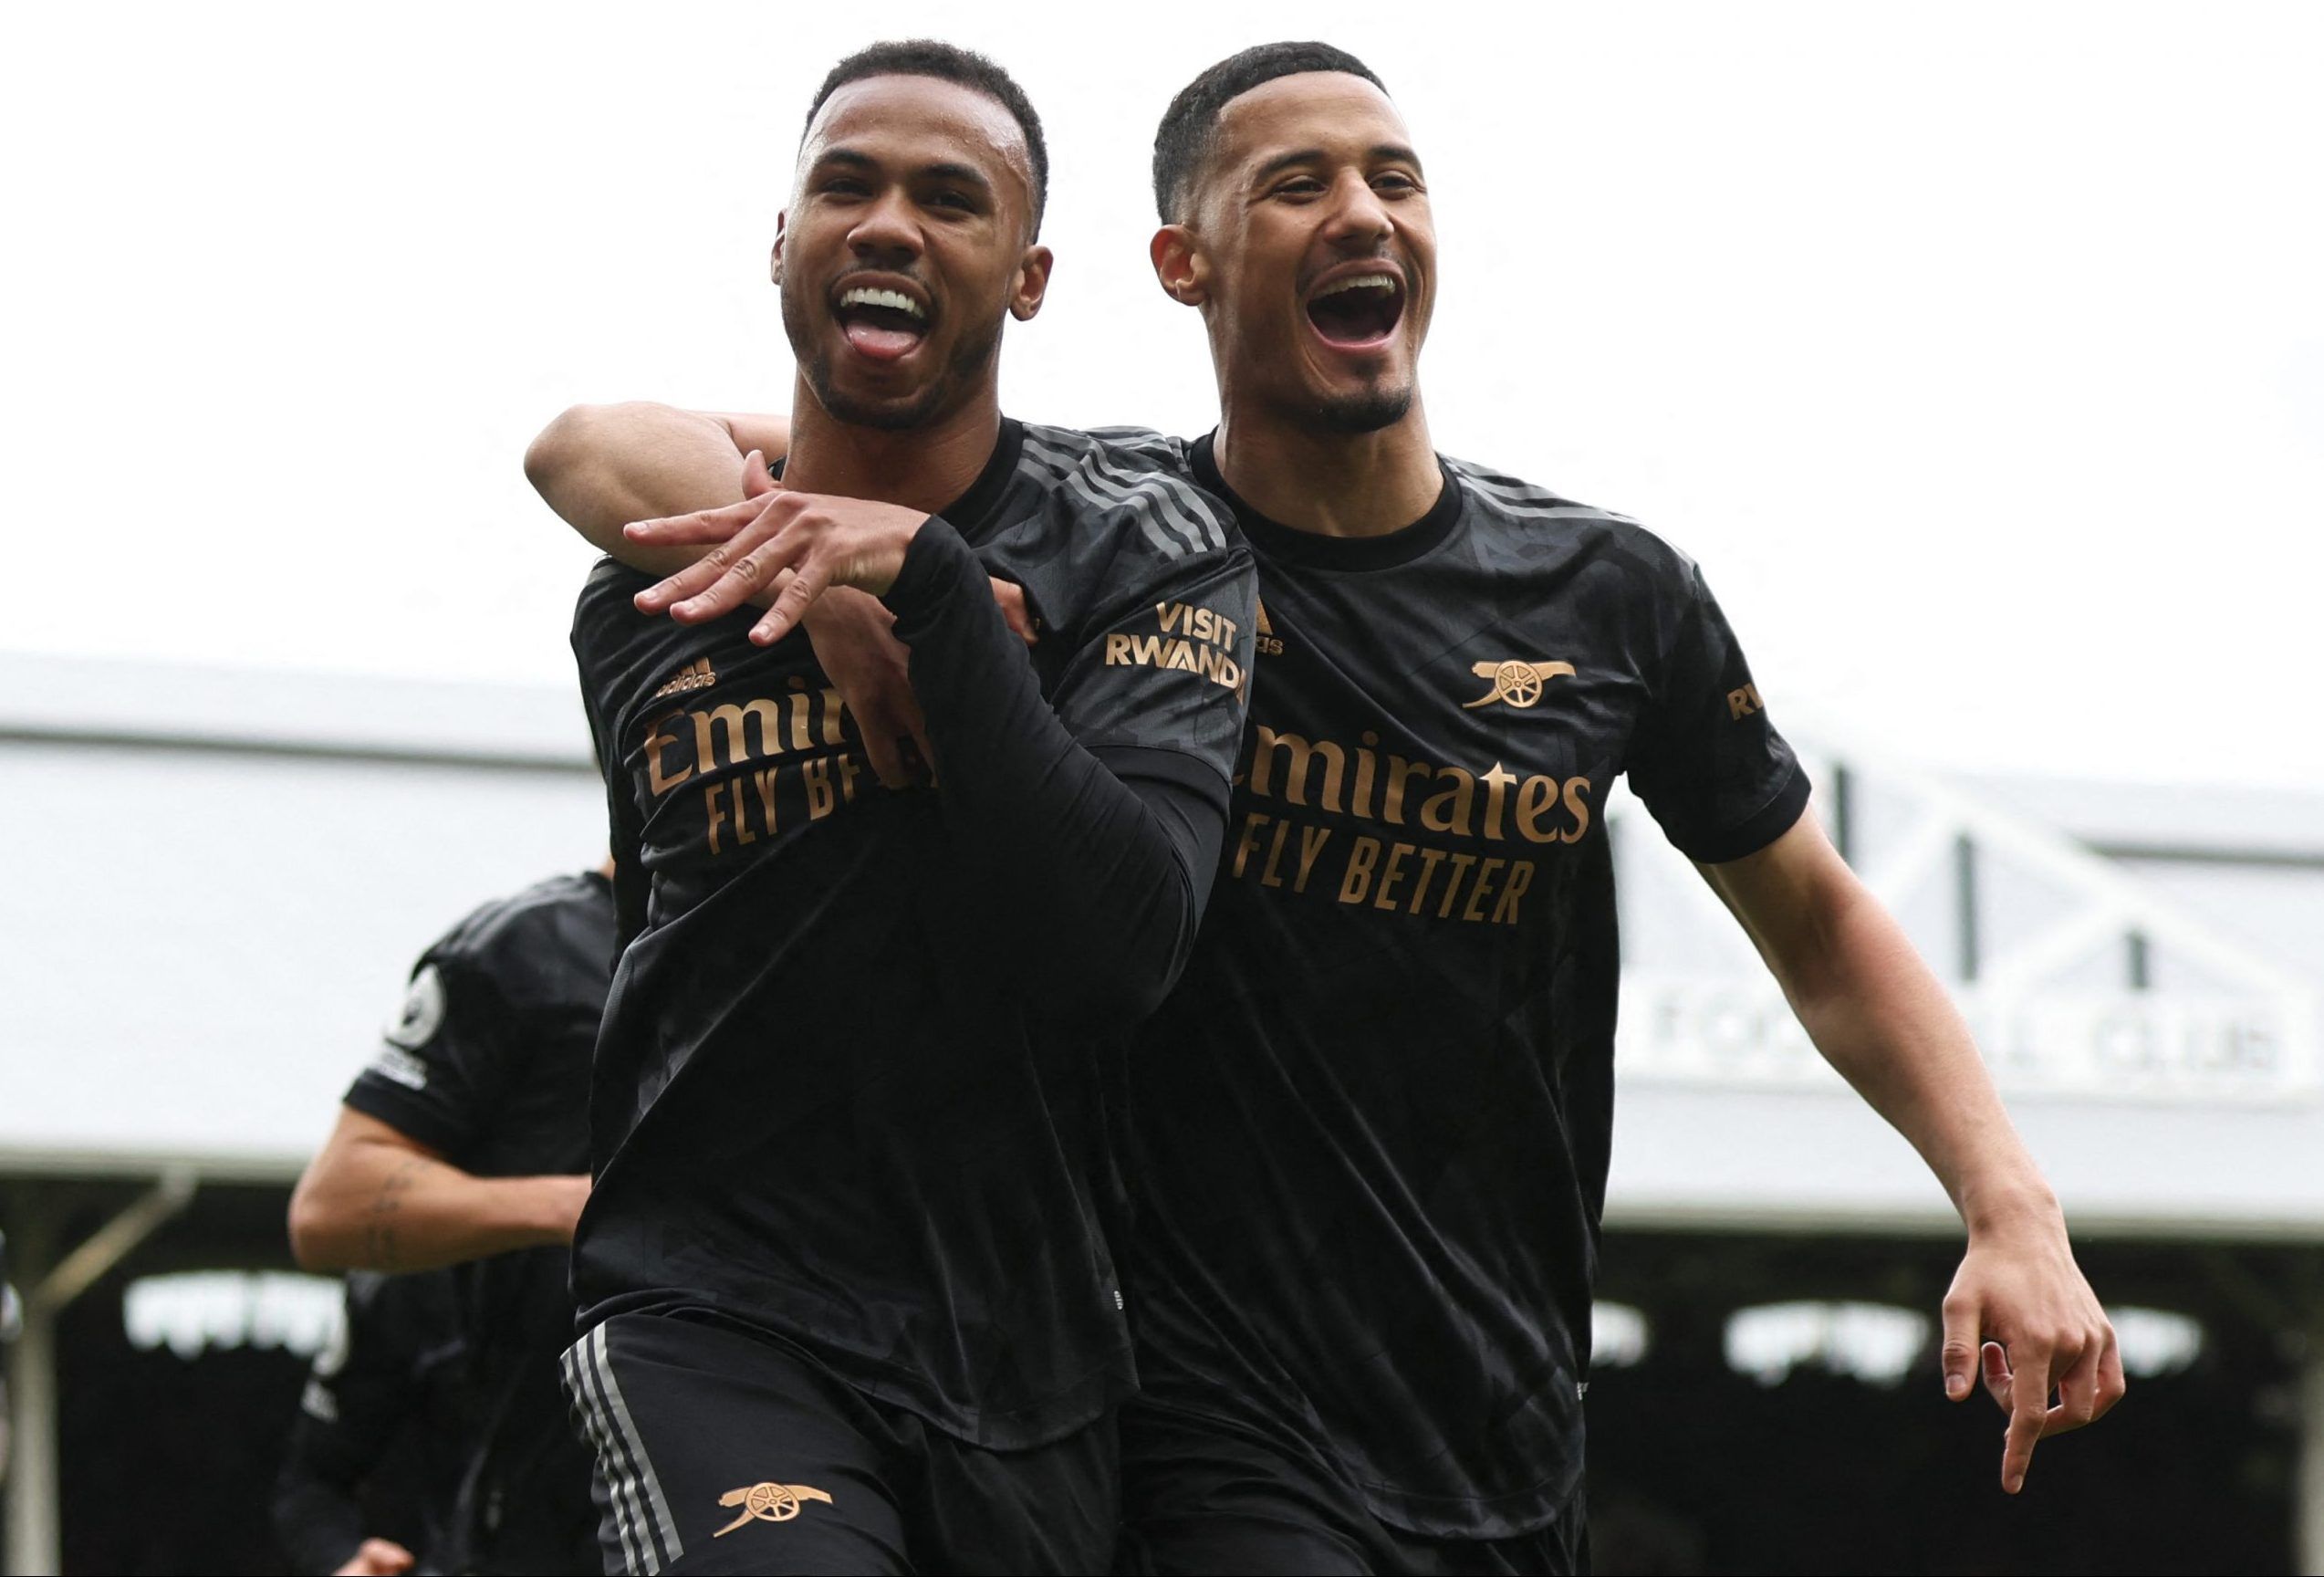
[
  {"x1": 1313, "y1": 273, "x2": 1398, "y2": 300},
  {"x1": 839, "y1": 287, "x2": 925, "y2": 320}
]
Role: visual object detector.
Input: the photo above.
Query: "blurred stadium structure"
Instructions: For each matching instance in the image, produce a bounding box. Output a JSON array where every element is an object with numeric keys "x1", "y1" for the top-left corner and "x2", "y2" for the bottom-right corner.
[{"x1": 4, "y1": 650, "x2": 2322, "y2": 1573}]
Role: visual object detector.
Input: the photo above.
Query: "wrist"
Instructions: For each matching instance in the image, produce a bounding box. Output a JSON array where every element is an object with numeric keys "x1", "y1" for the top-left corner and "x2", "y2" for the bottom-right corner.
[
  {"x1": 879, "y1": 516, "x2": 972, "y2": 621},
  {"x1": 1960, "y1": 1175, "x2": 2061, "y2": 1239},
  {"x1": 516, "y1": 1174, "x2": 589, "y2": 1246},
  {"x1": 804, "y1": 584, "x2": 893, "y2": 633}
]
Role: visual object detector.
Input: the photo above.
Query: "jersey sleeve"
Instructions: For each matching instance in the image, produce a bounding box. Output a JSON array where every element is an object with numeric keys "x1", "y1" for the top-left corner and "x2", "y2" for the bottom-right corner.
[
  {"x1": 341, "y1": 946, "x2": 517, "y2": 1162},
  {"x1": 1622, "y1": 555, "x2": 1809, "y2": 863},
  {"x1": 881, "y1": 506, "x2": 1253, "y2": 1027},
  {"x1": 1045, "y1": 530, "x2": 1258, "y2": 804}
]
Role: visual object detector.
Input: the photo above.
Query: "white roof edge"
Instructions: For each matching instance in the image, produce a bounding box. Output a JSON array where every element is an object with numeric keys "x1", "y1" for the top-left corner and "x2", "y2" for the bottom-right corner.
[
  {"x1": 0, "y1": 649, "x2": 592, "y2": 765},
  {"x1": 0, "y1": 1144, "x2": 307, "y2": 1185},
  {"x1": 1963, "y1": 772, "x2": 2324, "y2": 860}
]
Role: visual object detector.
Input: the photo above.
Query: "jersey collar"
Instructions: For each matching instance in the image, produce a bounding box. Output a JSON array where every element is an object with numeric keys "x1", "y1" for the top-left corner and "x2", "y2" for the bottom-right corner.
[
  {"x1": 1190, "y1": 430, "x2": 1464, "y2": 571},
  {"x1": 770, "y1": 417, "x2": 1026, "y2": 539}
]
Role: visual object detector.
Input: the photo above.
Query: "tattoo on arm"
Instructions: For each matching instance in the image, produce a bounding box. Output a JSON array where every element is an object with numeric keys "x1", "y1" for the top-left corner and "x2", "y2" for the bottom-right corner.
[{"x1": 361, "y1": 1156, "x2": 427, "y2": 1271}]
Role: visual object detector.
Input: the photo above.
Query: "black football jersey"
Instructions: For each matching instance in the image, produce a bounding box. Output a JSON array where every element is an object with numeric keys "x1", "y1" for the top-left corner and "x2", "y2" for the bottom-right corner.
[
  {"x1": 341, "y1": 869, "x2": 613, "y2": 1570},
  {"x1": 568, "y1": 419, "x2": 1256, "y2": 1449},
  {"x1": 1121, "y1": 434, "x2": 1808, "y2": 1539}
]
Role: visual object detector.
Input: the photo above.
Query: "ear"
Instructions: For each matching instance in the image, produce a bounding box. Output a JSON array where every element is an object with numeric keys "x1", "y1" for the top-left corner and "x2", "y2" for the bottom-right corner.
[
  {"x1": 1150, "y1": 225, "x2": 1207, "y2": 308},
  {"x1": 770, "y1": 210, "x2": 787, "y2": 287},
  {"x1": 1009, "y1": 244, "x2": 1055, "y2": 322}
]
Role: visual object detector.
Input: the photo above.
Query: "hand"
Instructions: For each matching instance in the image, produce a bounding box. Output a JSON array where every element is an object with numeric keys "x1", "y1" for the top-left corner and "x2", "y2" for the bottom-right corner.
[
  {"x1": 807, "y1": 580, "x2": 1037, "y2": 789},
  {"x1": 333, "y1": 1538, "x2": 416, "y2": 1576},
  {"x1": 804, "y1": 590, "x2": 929, "y2": 790},
  {"x1": 1939, "y1": 1210, "x2": 2124, "y2": 1493},
  {"x1": 627, "y1": 476, "x2": 932, "y2": 647}
]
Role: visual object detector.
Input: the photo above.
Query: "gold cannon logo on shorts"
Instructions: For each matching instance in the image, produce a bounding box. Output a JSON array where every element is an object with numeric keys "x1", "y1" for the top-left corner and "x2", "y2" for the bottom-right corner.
[
  {"x1": 714, "y1": 1481, "x2": 833, "y2": 1535},
  {"x1": 1461, "y1": 659, "x2": 1576, "y2": 710}
]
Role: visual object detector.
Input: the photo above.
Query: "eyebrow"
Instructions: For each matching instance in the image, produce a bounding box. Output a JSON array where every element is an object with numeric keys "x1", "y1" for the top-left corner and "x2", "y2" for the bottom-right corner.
[
  {"x1": 810, "y1": 147, "x2": 997, "y2": 194},
  {"x1": 1250, "y1": 143, "x2": 1426, "y2": 184}
]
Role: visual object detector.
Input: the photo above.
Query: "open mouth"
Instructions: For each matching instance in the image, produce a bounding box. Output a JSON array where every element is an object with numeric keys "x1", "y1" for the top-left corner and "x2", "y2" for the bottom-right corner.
[
  {"x1": 1304, "y1": 271, "x2": 1405, "y2": 349},
  {"x1": 834, "y1": 285, "x2": 929, "y2": 362}
]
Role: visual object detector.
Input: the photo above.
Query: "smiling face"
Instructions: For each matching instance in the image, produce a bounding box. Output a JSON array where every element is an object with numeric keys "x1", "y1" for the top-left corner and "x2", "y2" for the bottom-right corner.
[
  {"x1": 1158, "y1": 72, "x2": 1433, "y2": 434},
  {"x1": 776, "y1": 74, "x2": 1050, "y2": 431}
]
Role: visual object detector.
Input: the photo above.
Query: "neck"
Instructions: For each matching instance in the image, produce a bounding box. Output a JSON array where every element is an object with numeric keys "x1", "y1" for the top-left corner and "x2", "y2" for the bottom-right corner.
[
  {"x1": 781, "y1": 376, "x2": 1002, "y2": 514},
  {"x1": 1213, "y1": 394, "x2": 1440, "y2": 537}
]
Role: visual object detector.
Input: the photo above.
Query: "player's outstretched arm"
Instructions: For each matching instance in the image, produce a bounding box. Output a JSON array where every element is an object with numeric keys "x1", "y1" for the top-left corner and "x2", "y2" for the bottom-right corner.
[
  {"x1": 1698, "y1": 813, "x2": 2125, "y2": 1493},
  {"x1": 525, "y1": 402, "x2": 790, "y2": 573},
  {"x1": 287, "y1": 1108, "x2": 589, "y2": 1274}
]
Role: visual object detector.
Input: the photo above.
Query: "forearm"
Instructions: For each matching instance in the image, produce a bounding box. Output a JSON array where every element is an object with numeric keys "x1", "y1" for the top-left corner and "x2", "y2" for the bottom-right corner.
[
  {"x1": 525, "y1": 402, "x2": 754, "y2": 572},
  {"x1": 883, "y1": 521, "x2": 1220, "y2": 1025},
  {"x1": 1781, "y1": 882, "x2": 2057, "y2": 1232},
  {"x1": 288, "y1": 1141, "x2": 581, "y2": 1273}
]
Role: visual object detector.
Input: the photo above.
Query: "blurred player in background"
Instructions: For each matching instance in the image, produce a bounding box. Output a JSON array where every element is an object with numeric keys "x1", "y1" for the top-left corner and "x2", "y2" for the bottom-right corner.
[
  {"x1": 272, "y1": 1269, "x2": 466, "y2": 1575},
  {"x1": 601, "y1": 37, "x2": 2127, "y2": 1577},
  {"x1": 288, "y1": 867, "x2": 615, "y2": 1572},
  {"x1": 535, "y1": 39, "x2": 1254, "y2": 1577}
]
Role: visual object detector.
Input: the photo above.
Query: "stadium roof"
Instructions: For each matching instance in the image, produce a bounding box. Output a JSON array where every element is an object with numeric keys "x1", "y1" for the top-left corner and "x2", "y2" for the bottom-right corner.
[{"x1": 5, "y1": 651, "x2": 2320, "y2": 1238}]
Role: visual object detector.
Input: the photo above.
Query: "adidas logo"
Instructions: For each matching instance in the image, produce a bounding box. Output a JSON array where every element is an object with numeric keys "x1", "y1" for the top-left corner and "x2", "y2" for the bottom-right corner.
[
  {"x1": 651, "y1": 657, "x2": 717, "y2": 700},
  {"x1": 1255, "y1": 600, "x2": 1284, "y2": 658}
]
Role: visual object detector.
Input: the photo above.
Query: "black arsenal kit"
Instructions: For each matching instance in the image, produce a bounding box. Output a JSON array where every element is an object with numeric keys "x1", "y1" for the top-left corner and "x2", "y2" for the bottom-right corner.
[
  {"x1": 273, "y1": 1269, "x2": 467, "y2": 1573},
  {"x1": 563, "y1": 420, "x2": 1256, "y2": 1574},
  {"x1": 1119, "y1": 435, "x2": 1809, "y2": 1572},
  {"x1": 342, "y1": 870, "x2": 615, "y2": 1573}
]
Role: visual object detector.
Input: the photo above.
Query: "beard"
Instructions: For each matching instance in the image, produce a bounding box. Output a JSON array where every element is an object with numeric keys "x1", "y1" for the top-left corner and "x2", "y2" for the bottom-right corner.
[
  {"x1": 784, "y1": 283, "x2": 1007, "y2": 433},
  {"x1": 1312, "y1": 378, "x2": 1414, "y2": 434}
]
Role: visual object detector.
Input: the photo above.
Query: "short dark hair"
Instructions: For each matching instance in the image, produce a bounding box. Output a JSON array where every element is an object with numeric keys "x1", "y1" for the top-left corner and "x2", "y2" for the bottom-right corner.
[
  {"x1": 1152, "y1": 42, "x2": 1389, "y2": 222},
  {"x1": 802, "y1": 40, "x2": 1049, "y2": 235}
]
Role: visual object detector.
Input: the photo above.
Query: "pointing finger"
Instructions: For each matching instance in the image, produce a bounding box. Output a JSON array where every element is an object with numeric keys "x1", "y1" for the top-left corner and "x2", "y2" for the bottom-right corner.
[{"x1": 2001, "y1": 1342, "x2": 2056, "y2": 1494}]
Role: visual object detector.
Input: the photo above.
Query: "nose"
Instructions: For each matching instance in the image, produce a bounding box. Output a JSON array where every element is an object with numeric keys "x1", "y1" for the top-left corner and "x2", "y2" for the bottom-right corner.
[
  {"x1": 1319, "y1": 170, "x2": 1393, "y2": 251},
  {"x1": 848, "y1": 186, "x2": 923, "y2": 266}
]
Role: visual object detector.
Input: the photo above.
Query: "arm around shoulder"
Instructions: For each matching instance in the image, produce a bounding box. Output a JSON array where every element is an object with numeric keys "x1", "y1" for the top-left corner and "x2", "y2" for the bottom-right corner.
[{"x1": 525, "y1": 402, "x2": 787, "y2": 570}]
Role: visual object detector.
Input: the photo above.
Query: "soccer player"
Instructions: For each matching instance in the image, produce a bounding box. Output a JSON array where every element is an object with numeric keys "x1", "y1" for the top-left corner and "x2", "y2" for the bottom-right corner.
[
  {"x1": 1110, "y1": 45, "x2": 2121, "y2": 1573},
  {"x1": 288, "y1": 867, "x2": 615, "y2": 1572},
  {"x1": 605, "y1": 40, "x2": 2125, "y2": 1576},
  {"x1": 538, "y1": 41, "x2": 1255, "y2": 1577},
  {"x1": 272, "y1": 1270, "x2": 466, "y2": 1575}
]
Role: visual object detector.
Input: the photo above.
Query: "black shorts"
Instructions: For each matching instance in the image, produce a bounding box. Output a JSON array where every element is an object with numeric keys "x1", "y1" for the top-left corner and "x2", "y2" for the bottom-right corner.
[
  {"x1": 1120, "y1": 1400, "x2": 1586, "y2": 1577},
  {"x1": 560, "y1": 1311, "x2": 1118, "y2": 1575}
]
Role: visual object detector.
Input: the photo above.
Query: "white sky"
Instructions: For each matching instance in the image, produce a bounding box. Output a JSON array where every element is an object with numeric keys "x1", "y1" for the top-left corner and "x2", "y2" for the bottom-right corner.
[{"x1": 6, "y1": 2, "x2": 2320, "y2": 788}]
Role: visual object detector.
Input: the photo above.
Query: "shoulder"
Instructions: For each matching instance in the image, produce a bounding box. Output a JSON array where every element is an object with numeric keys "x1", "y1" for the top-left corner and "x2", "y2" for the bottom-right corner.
[
  {"x1": 571, "y1": 559, "x2": 721, "y2": 718},
  {"x1": 1443, "y1": 454, "x2": 1698, "y2": 590},
  {"x1": 421, "y1": 872, "x2": 616, "y2": 1003},
  {"x1": 577, "y1": 554, "x2": 653, "y2": 611},
  {"x1": 1011, "y1": 423, "x2": 1236, "y2": 560},
  {"x1": 571, "y1": 557, "x2": 663, "y2": 666}
]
